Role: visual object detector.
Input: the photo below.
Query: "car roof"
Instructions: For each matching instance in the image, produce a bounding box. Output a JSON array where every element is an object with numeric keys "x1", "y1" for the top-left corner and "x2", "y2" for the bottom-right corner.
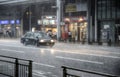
[{"x1": 26, "y1": 31, "x2": 45, "y2": 34}]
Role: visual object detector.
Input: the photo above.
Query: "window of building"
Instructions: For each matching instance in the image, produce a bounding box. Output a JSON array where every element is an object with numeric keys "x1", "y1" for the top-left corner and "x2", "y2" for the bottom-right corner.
[
  {"x1": 65, "y1": 0, "x2": 76, "y2": 3},
  {"x1": 97, "y1": 0, "x2": 120, "y2": 20}
]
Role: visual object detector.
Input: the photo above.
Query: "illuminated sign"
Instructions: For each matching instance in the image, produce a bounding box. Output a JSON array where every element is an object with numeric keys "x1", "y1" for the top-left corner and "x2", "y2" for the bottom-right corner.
[
  {"x1": 16, "y1": 20, "x2": 20, "y2": 24},
  {"x1": 0, "y1": 20, "x2": 20, "y2": 24},
  {"x1": 42, "y1": 16, "x2": 56, "y2": 19},
  {"x1": 10, "y1": 20, "x2": 15, "y2": 24},
  {"x1": 0, "y1": 20, "x2": 9, "y2": 24},
  {"x1": 10, "y1": 20, "x2": 20, "y2": 24},
  {"x1": 42, "y1": 19, "x2": 56, "y2": 25}
]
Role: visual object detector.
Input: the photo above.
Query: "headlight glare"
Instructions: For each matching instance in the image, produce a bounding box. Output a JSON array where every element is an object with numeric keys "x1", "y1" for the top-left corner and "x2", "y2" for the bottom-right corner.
[
  {"x1": 51, "y1": 40, "x2": 54, "y2": 42},
  {"x1": 40, "y1": 40, "x2": 44, "y2": 42}
]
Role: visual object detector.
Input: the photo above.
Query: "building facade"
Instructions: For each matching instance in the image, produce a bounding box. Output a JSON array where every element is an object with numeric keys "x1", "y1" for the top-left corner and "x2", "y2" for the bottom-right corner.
[
  {"x1": 23, "y1": 1, "x2": 56, "y2": 34},
  {"x1": 62, "y1": 0, "x2": 88, "y2": 42},
  {"x1": 0, "y1": 5, "x2": 23, "y2": 38},
  {"x1": 89, "y1": 0, "x2": 120, "y2": 45},
  {"x1": 0, "y1": 1, "x2": 56, "y2": 37},
  {"x1": 0, "y1": 0, "x2": 120, "y2": 46},
  {"x1": 62, "y1": 0, "x2": 120, "y2": 45}
]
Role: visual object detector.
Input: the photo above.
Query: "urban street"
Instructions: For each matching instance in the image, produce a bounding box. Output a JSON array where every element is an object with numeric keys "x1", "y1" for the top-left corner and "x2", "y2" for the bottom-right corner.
[
  {"x1": 0, "y1": 39, "x2": 120, "y2": 77},
  {"x1": 0, "y1": 0, "x2": 120, "y2": 77}
]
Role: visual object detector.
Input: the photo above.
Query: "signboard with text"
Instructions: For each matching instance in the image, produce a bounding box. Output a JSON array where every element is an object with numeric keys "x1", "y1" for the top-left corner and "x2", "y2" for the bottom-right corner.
[{"x1": 65, "y1": 4, "x2": 76, "y2": 13}]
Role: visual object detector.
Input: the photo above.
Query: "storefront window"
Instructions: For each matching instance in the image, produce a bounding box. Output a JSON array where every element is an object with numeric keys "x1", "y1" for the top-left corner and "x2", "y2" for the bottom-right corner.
[
  {"x1": 43, "y1": 19, "x2": 49, "y2": 25},
  {"x1": 49, "y1": 20, "x2": 56, "y2": 25},
  {"x1": 42, "y1": 16, "x2": 56, "y2": 26}
]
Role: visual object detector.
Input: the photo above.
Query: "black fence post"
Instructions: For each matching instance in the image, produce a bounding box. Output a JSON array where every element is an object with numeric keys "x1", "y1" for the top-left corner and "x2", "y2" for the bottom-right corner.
[
  {"x1": 28, "y1": 60, "x2": 32, "y2": 77},
  {"x1": 15, "y1": 58, "x2": 19, "y2": 77},
  {"x1": 62, "y1": 66, "x2": 67, "y2": 77}
]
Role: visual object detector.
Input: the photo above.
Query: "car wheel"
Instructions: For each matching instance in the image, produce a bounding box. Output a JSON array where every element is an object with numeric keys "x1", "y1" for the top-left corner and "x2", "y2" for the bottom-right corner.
[{"x1": 23, "y1": 41, "x2": 27, "y2": 46}]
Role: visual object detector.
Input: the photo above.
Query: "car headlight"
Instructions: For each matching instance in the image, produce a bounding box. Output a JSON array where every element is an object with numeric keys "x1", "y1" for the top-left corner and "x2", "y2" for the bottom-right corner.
[
  {"x1": 51, "y1": 40, "x2": 54, "y2": 42},
  {"x1": 40, "y1": 40, "x2": 44, "y2": 42}
]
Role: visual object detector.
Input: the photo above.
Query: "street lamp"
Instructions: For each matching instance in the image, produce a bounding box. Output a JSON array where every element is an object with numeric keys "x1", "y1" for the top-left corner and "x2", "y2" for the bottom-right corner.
[
  {"x1": 29, "y1": 6, "x2": 32, "y2": 31},
  {"x1": 26, "y1": 6, "x2": 32, "y2": 31}
]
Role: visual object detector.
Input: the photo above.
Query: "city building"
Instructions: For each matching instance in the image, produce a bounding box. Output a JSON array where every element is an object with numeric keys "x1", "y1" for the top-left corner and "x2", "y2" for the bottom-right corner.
[
  {"x1": 0, "y1": 0, "x2": 120, "y2": 45},
  {"x1": 89, "y1": 0, "x2": 120, "y2": 45},
  {"x1": 0, "y1": 0, "x2": 56, "y2": 37},
  {"x1": 62, "y1": 0, "x2": 87, "y2": 42},
  {"x1": 62, "y1": 0, "x2": 120, "y2": 45},
  {"x1": 23, "y1": 1, "x2": 56, "y2": 34},
  {"x1": 0, "y1": 5, "x2": 22, "y2": 38}
]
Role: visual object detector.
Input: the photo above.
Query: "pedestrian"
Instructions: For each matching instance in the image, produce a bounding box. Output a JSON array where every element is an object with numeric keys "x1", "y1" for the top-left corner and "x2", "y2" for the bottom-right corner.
[
  {"x1": 68, "y1": 31, "x2": 71, "y2": 42},
  {"x1": 53, "y1": 31, "x2": 57, "y2": 39},
  {"x1": 8, "y1": 30, "x2": 12, "y2": 38},
  {"x1": 3, "y1": 29, "x2": 6, "y2": 38},
  {"x1": 46, "y1": 30, "x2": 52, "y2": 38},
  {"x1": 71, "y1": 28, "x2": 76, "y2": 43}
]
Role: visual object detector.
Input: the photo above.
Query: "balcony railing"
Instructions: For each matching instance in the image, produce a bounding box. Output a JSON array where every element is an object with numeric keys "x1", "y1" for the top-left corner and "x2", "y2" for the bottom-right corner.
[
  {"x1": 0, "y1": 55, "x2": 32, "y2": 77},
  {"x1": 62, "y1": 66, "x2": 118, "y2": 77}
]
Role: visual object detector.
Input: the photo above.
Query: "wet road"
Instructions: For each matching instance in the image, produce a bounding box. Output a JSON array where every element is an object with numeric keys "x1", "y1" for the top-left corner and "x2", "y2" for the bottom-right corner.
[{"x1": 0, "y1": 39, "x2": 120, "y2": 77}]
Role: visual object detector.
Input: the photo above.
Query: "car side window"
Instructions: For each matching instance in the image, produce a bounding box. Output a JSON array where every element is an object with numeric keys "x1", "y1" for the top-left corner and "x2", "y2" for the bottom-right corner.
[
  {"x1": 25, "y1": 32, "x2": 32, "y2": 38},
  {"x1": 26, "y1": 33, "x2": 31, "y2": 38},
  {"x1": 29, "y1": 33, "x2": 34, "y2": 38},
  {"x1": 34, "y1": 33, "x2": 42, "y2": 38},
  {"x1": 24, "y1": 34, "x2": 27, "y2": 37},
  {"x1": 33, "y1": 33, "x2": 37, "y2": 38}
]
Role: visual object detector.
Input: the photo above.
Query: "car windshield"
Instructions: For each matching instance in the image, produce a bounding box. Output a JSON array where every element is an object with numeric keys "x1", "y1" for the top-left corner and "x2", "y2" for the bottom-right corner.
[{"x1": 35, "y1": 32, "x2": 50, "y2": 38}]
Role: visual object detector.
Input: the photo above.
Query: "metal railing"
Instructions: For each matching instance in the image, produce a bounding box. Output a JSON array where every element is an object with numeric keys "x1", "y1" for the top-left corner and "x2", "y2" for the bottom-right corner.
[
  {"x1": 0, "y1": 55, "x2": 32, "y2": 77},
  {"x1": 62, "y1": 66, "x2": 118, "y2": 77}
]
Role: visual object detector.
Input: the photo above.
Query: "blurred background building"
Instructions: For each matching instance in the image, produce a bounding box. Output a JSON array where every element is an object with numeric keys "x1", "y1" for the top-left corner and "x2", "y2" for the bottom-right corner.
[{"x1": 0, "y1": 0, "x2": 119, "y2": 45}]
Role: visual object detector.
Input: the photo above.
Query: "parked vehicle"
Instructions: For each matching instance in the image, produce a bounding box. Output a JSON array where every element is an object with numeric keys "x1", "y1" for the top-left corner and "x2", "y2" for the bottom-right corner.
[{"x1": 21, "y1": 31, "x2": 55, "y2": 47}]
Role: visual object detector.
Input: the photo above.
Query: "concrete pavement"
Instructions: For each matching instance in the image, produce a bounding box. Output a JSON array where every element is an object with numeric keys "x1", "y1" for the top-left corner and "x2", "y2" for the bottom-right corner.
[{"x1": 53, "y1": 41, "x2": 120, "y2": 52}]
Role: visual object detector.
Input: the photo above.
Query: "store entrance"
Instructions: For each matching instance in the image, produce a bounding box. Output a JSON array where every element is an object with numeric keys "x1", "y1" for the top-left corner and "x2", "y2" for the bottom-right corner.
[
  {"x1": 69, "y1": 23, "x2": 77, "y2": 42},
  {"x1": 78, "y1": 22, "x2": 87, "y2": 42},
  {"x1": 99, "y1": 21, "x2": 115, "y2": 44},
  {"x1": 0, "y1": 24, "x2": 21, "y2": 38}
]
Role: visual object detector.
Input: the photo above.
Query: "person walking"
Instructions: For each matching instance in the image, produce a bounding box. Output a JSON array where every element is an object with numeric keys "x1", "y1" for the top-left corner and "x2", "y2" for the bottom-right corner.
[
  {"x1": 68, "y1": 31, "x2": 71, "y2": 42},
  {"x1": 72, "y1": 28, "x2": 76, "y2": 43}
]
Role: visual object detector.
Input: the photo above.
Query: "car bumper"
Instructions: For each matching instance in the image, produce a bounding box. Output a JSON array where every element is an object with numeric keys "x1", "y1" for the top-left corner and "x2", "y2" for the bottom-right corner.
[{"x1": 38, "y1": 41, "x2": 55, "y2": 45}]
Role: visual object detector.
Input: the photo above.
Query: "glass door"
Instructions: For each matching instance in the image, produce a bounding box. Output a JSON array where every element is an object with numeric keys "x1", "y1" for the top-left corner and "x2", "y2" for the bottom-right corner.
[{"x1": 100, "y1": 21, "x2": 115, "y2": 43}]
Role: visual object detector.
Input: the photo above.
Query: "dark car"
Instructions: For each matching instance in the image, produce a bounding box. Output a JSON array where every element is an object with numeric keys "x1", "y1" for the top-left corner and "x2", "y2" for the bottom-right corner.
[{"x1": 21, "y1": 31, "x2": 55, "y2": 47}]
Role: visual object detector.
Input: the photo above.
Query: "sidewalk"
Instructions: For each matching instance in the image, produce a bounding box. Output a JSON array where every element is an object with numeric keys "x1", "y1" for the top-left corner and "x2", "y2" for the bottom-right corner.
[
  {"x1": 0, "y1": 38, "x2": 20, "y2": 42},
  {"x1": 53, "y1": 41, "x2": 120, "y2": 52},
  {"x1": 55, "y1": 41, "x2": 120, "y2": 47}
]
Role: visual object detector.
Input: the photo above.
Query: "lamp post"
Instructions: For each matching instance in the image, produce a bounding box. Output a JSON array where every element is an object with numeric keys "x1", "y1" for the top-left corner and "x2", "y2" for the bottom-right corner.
[
  {"x1": 26, "y1": 5, "x2": 32, "y2": 31},
  {"x1": 29, "y1": 5, "x2": 32, "y2": 31}
]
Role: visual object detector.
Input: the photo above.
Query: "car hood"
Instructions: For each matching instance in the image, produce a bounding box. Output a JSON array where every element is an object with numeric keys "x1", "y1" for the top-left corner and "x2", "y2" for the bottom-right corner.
[{"x1": 39, "y1": 36, "x2": 52, "y2": 40}]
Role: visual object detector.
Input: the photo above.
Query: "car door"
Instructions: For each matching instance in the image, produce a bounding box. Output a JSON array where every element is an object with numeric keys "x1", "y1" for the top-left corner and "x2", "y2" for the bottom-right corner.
[
  {"x1": 28, "y1": 33, "x2": 36, "y2": 45},
  {"x1": 24, "y1": 32, "x2": 31, "y2": 45}
]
